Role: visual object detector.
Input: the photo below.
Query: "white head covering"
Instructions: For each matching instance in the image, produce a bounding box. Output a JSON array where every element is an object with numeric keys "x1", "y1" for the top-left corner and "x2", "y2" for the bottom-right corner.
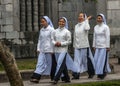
[
  {"x1": 97, "y1": 13, "x2": 106, "y2": 24},
  {"x1": 60, "y1": 17, "x2": 68, "y2": 29},
  {"x1": 43, "y1": 16, "x2": 54, "y2": 28}
]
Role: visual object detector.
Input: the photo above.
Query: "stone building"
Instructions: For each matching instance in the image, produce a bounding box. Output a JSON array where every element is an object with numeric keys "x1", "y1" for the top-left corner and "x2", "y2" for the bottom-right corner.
[{"x1": 0, "y1": 0, "x2": 120, "y2": 58}]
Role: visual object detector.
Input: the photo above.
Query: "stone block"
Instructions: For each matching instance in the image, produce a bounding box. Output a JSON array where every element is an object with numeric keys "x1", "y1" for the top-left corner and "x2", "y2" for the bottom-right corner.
[
  {"x1": 2, "y1": 11, "x2": 13, "y2": 18},
  {"x1": 1, "y1": 25, "x2": 13, "y2": 32},
  {"x1": 5, "y1": 4, "x2": 13, "y2": 11},
  {"x1": 107, "y1": 1, "x2": 120, "y2": 9},
  {"x1": 0, "y1": 5, "x2": 5, "y2": 11},
  {"x1": 19, "y1": 32, "x2": 25, "y2": 38},
  {"x1": 5, "y1": 17, "x2": 13, "y2": 24},
  {"x1": 0, "y1": 19, "x2": 6, "y2": 25},
  {"x1": 12, "y1": 39, "x2": 21, "y2": 44},
  {"x1": 0, "y1": 32, "x2": 5, "y2": 39},
  {"x1": 59, "y1": 2, "x2": 76, "y2": 11},
  {"x1": 4, "y1": 0, "x2": 12, "y2": 4},
  {"x1": 6, "y1": 31, "x2": 19, "y2": 39}
]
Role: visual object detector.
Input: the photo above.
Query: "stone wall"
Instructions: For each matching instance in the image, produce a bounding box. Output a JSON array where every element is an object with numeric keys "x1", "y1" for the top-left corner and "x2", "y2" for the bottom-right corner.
[
  {"x1": 107, "y1": 0, "x2": 120, "y2": 57},
  {"x1": 0, "y1": 0, "x2": 39, "y2": 58}
]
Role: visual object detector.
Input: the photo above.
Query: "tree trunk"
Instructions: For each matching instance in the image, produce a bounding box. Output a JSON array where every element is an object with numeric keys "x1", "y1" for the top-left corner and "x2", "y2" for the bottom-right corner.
[{"x1": 0, "y1": 42, "x2": 24, "y2": 86}]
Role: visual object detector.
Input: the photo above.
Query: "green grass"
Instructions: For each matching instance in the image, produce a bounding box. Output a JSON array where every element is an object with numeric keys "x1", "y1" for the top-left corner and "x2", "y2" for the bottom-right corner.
[
  {"x1": 59, "y1": 80, "x2": 120, "y2": 86},
  {"x1": 0, "y1": 58, "x2": 37, "y2": 71}
]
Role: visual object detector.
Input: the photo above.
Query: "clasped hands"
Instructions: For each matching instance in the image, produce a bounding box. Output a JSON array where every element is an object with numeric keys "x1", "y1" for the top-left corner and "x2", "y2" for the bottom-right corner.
[{"x1": 55, "y1": 42, "x2": 61, "y2": 47}]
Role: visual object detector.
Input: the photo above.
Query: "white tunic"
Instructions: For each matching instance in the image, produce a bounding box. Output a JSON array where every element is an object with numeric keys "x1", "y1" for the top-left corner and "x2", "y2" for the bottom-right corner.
[
  {"x1": 52, "y1": 27, "x2": 71, "y2": 53},
  {"x1": 93, "y1": 23, "x2": 110, "y2": 48},
  {"x1": 73, "y1": 20, "x2": 90, "y2": 48},
  {"x1": 37, "y1": 25, "x2": 54, "y2": 52}
]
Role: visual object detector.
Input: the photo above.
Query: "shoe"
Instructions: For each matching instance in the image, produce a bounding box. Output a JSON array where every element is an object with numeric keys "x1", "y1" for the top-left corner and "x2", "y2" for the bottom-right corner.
[
  {"x1": 65, "y1": 80, "x2": 71, "y2": 83},
  {"x1": 71, "y1": 77, "x2": 79, "y2": 80},
  {"x1": 61, "y1": 77, "x2": 66, "y2": 81},
  {"x1": 88, "y1": 75, "x2": 94, "y2": 79},
  {"x1": 30, "y1": 79, "x2": 39, "y2": 83},
  {"x1": 53, "y1": 81, "x2": 58, "y2": 84}
]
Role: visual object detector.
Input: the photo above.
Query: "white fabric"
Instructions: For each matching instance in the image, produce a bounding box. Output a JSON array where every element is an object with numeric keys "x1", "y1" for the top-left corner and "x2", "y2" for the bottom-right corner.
[
  {"x1": 94, "y1": 48, "x2": 111, "y2": 74},
  {"x1": 61, "y1": 17, "x2": 68, "y2": 29},
  {"x1": 54, "y1": 52, "x2": 66, "y2": 75},
  {"x1": 43, "y1": 16, "x2": 54, "y2": 28},
  {"x1": 73, "y1": 19, "x2": 90, "y2": 48},
  {"x1": 52, "y1": 27, "x2": 71, "y2": 53},
  {"x1": 37, "y1": 25, "x2": 54, "y2": 52},
  {"x1": 72, "y1": 48, "x2": 94, "y2": 73},
  {"x1": 73, "y1": 48, "x2": 87, "y2": 73},
  {"x1": 93, "y1": 23, "x2": 110, "y2": 48},
  {"x1": 54, "y1": 52, "x2": 74, "y2": 75},
  {"x1": 34, "y1": 53, "x2": 52, "y2": 75},
  {"x1": 98, "y1": 13, "x2": 106, "y2": 24}
]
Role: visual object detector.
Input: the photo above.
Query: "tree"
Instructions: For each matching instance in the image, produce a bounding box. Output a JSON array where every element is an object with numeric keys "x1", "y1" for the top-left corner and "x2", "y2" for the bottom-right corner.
[{"x1": 0, "y1": 42, "x2": 24, "y2": 86}]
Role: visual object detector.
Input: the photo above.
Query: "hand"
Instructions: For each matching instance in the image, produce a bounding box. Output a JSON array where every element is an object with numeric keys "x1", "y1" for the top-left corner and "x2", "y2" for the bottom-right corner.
[
  {"x1": 106, "y1": 48, "x2": 110, "y2": 52},
  {"x1": 93, "y1": 47, "x2": 96, "y2": 51},
  {"x1": 55, "y1": 42, "x2": 61, "y2": 47},
  {"x1": 37, "y1": 50, "x2": 40, "y2": 54},
  {"x1": 87, "y1": 16, "x2": 92, "y2": 20}
]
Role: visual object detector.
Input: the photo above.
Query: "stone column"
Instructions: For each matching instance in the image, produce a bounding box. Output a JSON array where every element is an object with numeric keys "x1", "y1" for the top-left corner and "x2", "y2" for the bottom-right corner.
[
  {"x1": 33, "y1": 0, "x2": 39, "y2": 31},
  {"x1": 20, "y1": 0, "x2": 26, "y2": 31},
  {"x1": 26, "y1": 0, "x2": 32, "y2": 31}
]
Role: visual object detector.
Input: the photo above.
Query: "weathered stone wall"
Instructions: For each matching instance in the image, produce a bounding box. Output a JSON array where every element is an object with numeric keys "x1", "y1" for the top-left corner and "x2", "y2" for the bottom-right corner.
[
  {"x1": 0, "y1": 0, "x2": 40, "y2": 58},
  {"x1": 107, "y1": 0, "x2": 120, "y2": 57}
]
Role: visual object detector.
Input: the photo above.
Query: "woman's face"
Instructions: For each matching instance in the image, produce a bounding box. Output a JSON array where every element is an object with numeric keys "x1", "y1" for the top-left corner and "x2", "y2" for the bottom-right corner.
[
  {"x1": 97, "y1": 16, "x2": 103, "y2": 24},
  {"x1": 58, "y1": 18, "x2": 65, "y2": 28},
  {"x1": 40, "y1": 18, "x2": 48, "y2": 27},
  {"x1": 78, "y1": 13, "x2": 85, "y2": 22}
]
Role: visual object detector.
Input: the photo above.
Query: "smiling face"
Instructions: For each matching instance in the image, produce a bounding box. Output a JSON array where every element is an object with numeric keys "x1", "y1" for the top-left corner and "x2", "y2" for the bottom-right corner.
[
  {"x1": 58, "y1": 18, "x2": 66, "y2": 28},
  {"x1": 97, "y1": 15, "x2": 103, "y2": 24},
  {"x1": 40, "y1": 18, "x2": 48, "y2": 28},
  {"x1": 78, "y1": 13, "x2": 85, "y2": 23}
]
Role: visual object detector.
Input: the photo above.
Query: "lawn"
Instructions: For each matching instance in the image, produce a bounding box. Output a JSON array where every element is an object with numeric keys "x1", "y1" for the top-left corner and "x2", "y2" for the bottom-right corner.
[{"x1": 0, "y1": 58, "x2": 37, "y2": 71}]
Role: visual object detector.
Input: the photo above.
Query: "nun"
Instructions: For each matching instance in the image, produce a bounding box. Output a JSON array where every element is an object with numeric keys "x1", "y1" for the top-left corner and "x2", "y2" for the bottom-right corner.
[
  {"x1": 93, "y1": 13, "x2": 111, "y2": 79},
  {"x1": 52, "y1": 17, "x2": 72, "y2": 84},
  {"x1": 72, "y1": 12, "x2": 95, "y2": 79},
  {"x1": 30, "y1": 16, "x2": 55, "y2": 83}
]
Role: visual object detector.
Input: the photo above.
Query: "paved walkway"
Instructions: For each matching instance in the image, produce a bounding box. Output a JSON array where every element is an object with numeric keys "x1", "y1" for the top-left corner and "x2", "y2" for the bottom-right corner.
[{"x1": 1, "y1": 58, "x2": 120, "y2": 86}]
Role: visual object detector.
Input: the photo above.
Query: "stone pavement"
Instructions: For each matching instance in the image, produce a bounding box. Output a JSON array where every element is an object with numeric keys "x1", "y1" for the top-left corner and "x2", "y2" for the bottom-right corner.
[{"x1": 1, "y1": 57, "x2": 120, "y2": 86}]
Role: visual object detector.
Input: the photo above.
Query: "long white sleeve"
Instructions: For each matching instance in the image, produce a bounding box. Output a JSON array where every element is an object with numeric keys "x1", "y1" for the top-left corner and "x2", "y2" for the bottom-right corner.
[
  {"x1": 84, "y1": 19, "x2": 90, "y2": 30},
  {"x1": 61, "y1": 31, "x2": 71, "y2": 46},
  {"x1": 92, "y1": 31, "x2": 95, "y2": 47},
  {"x1": 37, "y1": 34, "x2": 40, "y2": 51},
  {"x1": 105, "y1": 26, "x2": 110, "y2": 48}
]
